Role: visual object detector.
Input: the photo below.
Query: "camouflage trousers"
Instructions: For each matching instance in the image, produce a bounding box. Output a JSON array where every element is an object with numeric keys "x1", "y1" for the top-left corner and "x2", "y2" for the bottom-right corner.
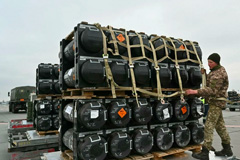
[{"x1": 203, "y1": 104, "x2": 231, "y2": 150}]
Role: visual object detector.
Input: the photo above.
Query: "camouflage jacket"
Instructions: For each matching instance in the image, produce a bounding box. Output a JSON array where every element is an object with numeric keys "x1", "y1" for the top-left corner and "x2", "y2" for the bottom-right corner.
[{"x1": 197, "y1": 65, "x2": 228, "y2": 108}]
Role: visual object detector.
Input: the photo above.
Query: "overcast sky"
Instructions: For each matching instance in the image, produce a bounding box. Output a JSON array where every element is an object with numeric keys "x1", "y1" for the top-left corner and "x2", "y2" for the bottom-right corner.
[{"x1": 0, "y1": 0, "x2": 240, "y2": 101}]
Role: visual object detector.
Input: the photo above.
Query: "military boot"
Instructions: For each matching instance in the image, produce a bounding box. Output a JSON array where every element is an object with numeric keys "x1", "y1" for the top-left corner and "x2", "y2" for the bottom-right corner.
[
  {"x1": 192, "y1": 146, "x2": 209, "y2": 160},
  {"x1": 215, "y1": 143, "x2": 233, "y2": 157}
]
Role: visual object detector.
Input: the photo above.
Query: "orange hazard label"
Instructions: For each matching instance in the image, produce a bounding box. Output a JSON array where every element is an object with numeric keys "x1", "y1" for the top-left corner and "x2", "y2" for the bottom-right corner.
[
  {"x1": 181, "y1": 106, "x2": 187, "y2": 114},
  {"x1": 118, "y1": 108, "x2": 127, "y2": 118},
  {"x1": 179, "y1": 45, "x2": 185, "y2": 50},
  {"x1": 20, "y1": 99, "x2": 24, "y2": 101},
  {"x1": 117, "y1": 34, "x2": 125, "y2": 42}
]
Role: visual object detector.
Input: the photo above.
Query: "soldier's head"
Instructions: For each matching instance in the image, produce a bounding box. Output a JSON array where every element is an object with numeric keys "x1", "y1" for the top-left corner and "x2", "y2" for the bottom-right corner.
[{"x1": 208, "y1": 53, "x2": 220, "y2": 69}]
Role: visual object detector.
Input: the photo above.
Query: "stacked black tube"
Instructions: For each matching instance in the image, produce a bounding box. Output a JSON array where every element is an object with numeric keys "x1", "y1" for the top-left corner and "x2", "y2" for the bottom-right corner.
[
  {"x1": 59, "y1": 21, "x2": 205, "y2": 160},
  {"x1": 34, "y1": 63, "x2": 61, "y2": 132},
  {"x1": 36, "y1": 63, "x2": 61, "y2": 95},
  {"x1": 33, "y1": 99, "x2": 60, "y2": 131}
]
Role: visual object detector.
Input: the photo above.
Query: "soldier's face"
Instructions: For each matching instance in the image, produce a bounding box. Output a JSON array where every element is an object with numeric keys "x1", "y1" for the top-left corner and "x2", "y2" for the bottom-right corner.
[{"x1": 208, "y1": 59, "x2": 217, "y2": 69}]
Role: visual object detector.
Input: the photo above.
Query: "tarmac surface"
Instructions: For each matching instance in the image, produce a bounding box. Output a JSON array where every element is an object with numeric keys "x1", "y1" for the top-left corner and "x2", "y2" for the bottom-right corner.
[{"x1": 0, "y1": 104, "x2": 240, "y2": 160}]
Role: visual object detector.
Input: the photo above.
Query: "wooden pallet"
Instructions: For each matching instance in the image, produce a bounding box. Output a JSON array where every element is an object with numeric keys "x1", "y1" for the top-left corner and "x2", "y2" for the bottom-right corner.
[
  {"x1": 37, "y1": 94, "x2": 62, "y2": 99},
  {"x1": 62, "y1": 88, "x2": 135, "y2": 99},
  {"x1": 152, "y1": 144, "x2": 202, "y2": 160},
  {"x1": 62, "y1": 150, "x2": 153, "y2": 160},
  {"x1": 37, "y1": 130, "x2": 59, "y2": 136},
  {"x1": 122, "y1": 153, "x2": 154, "y2": 160},
  {"x1": 62, "y1": 150, "x2": 73, "y2": 160}
]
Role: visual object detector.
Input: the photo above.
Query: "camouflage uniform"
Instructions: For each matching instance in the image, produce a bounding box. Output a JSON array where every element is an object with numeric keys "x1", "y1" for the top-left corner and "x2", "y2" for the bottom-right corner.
[{"x1": 197, "y1": 65, "x2": 231, "y2": 150}]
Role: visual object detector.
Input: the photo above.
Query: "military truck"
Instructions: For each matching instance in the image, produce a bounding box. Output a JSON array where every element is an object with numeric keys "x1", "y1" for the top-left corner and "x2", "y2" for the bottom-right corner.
[{"x1": 8, "y1": 86, "x2": 36, "y2": 113}]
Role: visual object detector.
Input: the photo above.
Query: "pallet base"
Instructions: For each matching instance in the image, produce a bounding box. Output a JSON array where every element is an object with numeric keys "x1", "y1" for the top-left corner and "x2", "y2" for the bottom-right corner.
[
  {"x1": 37, "y1": 130, "x2": 59, "y2": 136},
  {"x1": 61, "y1": 150, "x2": 153, "y2": 160},
  {"x1": 153, "y1": 144, "x2": 202, "y2": 160},
  {"x1": 62, "y1": 150, "x2": 73, "y2": 160}
]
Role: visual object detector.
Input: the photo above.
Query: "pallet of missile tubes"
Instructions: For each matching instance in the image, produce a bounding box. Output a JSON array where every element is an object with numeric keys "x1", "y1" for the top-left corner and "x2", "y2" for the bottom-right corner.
[{"x1": 58, "y1": 21, "x2": 206, "y2": 160}]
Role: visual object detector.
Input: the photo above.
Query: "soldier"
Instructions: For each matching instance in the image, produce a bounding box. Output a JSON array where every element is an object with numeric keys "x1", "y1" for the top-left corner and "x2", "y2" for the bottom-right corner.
[{"x1": 185, "y1": 53, "x2": 233, "y2": 160}]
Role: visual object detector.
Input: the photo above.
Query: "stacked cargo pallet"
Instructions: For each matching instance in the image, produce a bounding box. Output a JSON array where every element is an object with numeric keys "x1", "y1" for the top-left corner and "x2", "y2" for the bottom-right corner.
[
  {"x1": 34, "y1": 63, "x2": 61, "y2": 134},
  {"x1": 58, "y1": 21, "x2": 205, "y2": 160}
]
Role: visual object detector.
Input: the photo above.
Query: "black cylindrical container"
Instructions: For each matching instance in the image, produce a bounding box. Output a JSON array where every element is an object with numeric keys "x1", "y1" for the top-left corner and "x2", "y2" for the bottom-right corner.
[
  {"x1": 107, "y1": 31, "x2": 127, "y2": 56},
  {"x1": 153, "y1": 37, "x2": 171, "y2": 60},
  {"x1": 63, "y1": 102, "x2": 74, "y2": 123},
  {"x1": 172, "y1": 67, "x2": 189, "y2": 87},
  {"x1": 35, "y1": 100, "x2": 52, "y2": 115},
  {"x1": 38, "y1": 63, "x2": 52, "y2": 79},
  {"x1": 153, "y1": 127, "x2": 174, "y2": 151},
  {"x1": 153, "y1": 101, "x2": 173, "y2": 123},
  {"x1": 132, "y1": 129, "x2": 153, "y2": 155},
  {"x1": 108, "y1": 132, "x2": 132, "y2": 159},
  {"x1": 186, "y1": 42, "x2": 202, "y2": 62},
  {"x1": 78, "y1": 102, "x2": 107, "y2": 130},
  {"x1": 188, "y1": 67, "x2": 202, "y2": 87},
  {"x1": 134, "y1": 62, "x2": 150, "y2": 86},
  {"x1": 80, "y1": 27, "x2": 103, "y2": 54},
  {"x1": 78, "y1": 134, "x2": 107, "y2": 160},
  {"x1": 64, "y1": 67, "x2": 75, "y2": 88},
  {"x1": 188, "y1": 98, "x2": 204, "y2": 119},
  {"x1": 38, "y1": 79, "x2": 53, "y2": 94},
  {"x1": 81, "y1": 60, "x2": 105, "y2": 84},
  {"x1": 168, "y1": 39, "x2": 187, "y2": 60},
  {"x1": 52, "y1": 116, "x2": 59, "y2": 130},
  {"x1": 111, "y1": 61, "x2": 128, "y2": 85},
  {"x1": 171, "y1": 124, "x2": 191, "y2": 147},
  {"x1": 187, "y1": 122, "x2": 204, "y2": 144},
  {"x1": 172, "y1": 100, "x2": 190, "y2": 121},
  {"x1": 130, "y1": 34, "x2": 151, "y2": 58},
  {"x1": 132, "y1": 100, "x2": 152, "y2": 125},
  {"x1": 63, "y1": 128, "x2": 74, "y2": 150},
  {"x1": 52, "y1": 99, "x2": 60, "y2": 114},
  {"x1": 35, "y1": 116, "x2": 52, "y2": 131},
  {"x1": 159, "y1": 66, "x2": 172, "y2": 88},
  {"x1": 53, "y1": 80, "x2": 61, "y2": 94},
  {"x1": 52, "y1": 64, "x2": 59, "y2": 80},
  {"x1": 64, "y1": 40, "x2": 75, "y2": 62},
  {"x1": 108, "y1": 101, "x2": 131, "y2": 127}
]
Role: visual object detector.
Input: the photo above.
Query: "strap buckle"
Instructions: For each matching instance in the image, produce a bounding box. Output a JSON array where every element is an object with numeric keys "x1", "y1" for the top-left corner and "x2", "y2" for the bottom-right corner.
[
  {"x1": 129, "y1": 64, "x2": 134, "y2": 68},
  {"x1": 155, "y1": 66, "x2": 160, "y2": 71},
  {"x1": 102, "y1": 54, "x2": 109, "y2": 59}
]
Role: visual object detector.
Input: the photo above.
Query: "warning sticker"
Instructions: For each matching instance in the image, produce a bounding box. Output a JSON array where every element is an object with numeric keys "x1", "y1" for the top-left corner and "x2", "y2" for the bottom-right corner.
[
  {"x1": 181, "y1": 106, "x2": 187, "y2": 114},
  {"x1": 117, "y1": 34, "x2": 125, "y2": 42},
  {"x1": 118, "y1": 108, "x2": 127, "y2": 118},
  {"x1": 179, "y1": 45, "x2": 185, "y2": 50}
]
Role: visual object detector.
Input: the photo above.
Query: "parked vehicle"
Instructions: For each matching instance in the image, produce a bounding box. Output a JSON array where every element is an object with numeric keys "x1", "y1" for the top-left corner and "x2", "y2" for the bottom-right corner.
[{"x1": 8, "y1": 86, "x2": 35, "y2": 113}]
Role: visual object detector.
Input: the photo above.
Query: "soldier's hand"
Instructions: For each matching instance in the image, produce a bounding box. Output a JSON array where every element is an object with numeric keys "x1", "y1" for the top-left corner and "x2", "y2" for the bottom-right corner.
[
  {"x1": 201, "y1": 68, "x2": 206, "y2": 74},
  {"x1": 185, "y1": 89, "x2": 198, "y2": 95}
]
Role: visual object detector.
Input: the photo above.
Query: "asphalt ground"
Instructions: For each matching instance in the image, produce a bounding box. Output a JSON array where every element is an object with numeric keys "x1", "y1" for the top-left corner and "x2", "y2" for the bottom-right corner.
[{"x1": 0, "y1": 104, "x2": 239, "y2": 160}]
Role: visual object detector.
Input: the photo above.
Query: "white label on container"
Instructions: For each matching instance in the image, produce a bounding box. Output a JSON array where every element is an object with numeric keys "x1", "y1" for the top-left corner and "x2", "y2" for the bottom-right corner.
[
  {"x1": 91, "y1": 110, "x2": 99, "y2": 119},
  {"x1": 40, "y1": 104, "x2": 45, "y2": 109},
  {"x1": 197, "y1": 105, "x2": 203, "y2": 115},
  {"x1": 65, "y1": 106, "x2": 72, "y2": 114},
  {"x1": 68, "y1": 68, "x2": 72, "y2": 76},
  {"x1": 163, "y1": 108, "x2": 170, "y2": 119}
]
